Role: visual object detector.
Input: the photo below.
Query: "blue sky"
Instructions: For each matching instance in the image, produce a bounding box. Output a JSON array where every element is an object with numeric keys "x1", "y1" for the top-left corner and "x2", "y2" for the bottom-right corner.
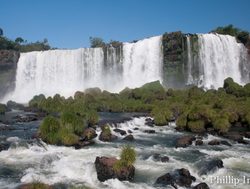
[{"x1": 0, "y1": 0, "x2": 249, "y2": 48}]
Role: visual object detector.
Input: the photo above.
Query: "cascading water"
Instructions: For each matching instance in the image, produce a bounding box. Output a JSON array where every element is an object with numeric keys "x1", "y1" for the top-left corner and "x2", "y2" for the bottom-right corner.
[
  {"x1": 196, "y1": 33, "x2": 249, "y2": 89},
  {"x1": 186, "y1": 35, "x2": 194, "y2": 85},
  {"x1": 5, "y1": 36, "x2": 163, "y2": 103}
]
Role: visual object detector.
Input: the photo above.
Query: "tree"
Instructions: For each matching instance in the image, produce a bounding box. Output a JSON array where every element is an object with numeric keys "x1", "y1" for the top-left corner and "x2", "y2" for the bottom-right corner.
[
  {"x1": 89, "y1": 37, "x2": 105, "y2": 48},
  {"x1": 0, "y1": 28, "x2": 3, "y2": 36},
  {"x1": 15, "y1": 37, "x2": 24, "y2": 44}
]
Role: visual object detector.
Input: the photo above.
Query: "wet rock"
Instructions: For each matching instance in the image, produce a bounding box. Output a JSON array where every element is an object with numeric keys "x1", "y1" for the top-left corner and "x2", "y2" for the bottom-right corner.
[
  {"x1": 113, "y1": 128, "x2": 127, "y2": 136},
  {"x1": 6, "y1": 100, "x2": 25, "y2": 110},
  {"x1": 133, "y1": 127, "x2": 139, "y2": 130},
  {"x1": 193, "y1": 182, "x2": 210, "y2": 189},
  {"x1": 82, "y1": 128, "x2": 97, "y2": 141},
  {"x1": 195, "y1": 140, "x2": 203, "y2": 146},
  {"x1": 245, "y1": 132, "x2": 250, "y2": 138},
  {"x1": 14, "y1": 113, "x2": 38, "y2": 122},
  {"x1": 155, "y1": 168, "x2": 196, "y2": 188},
  {"x1": 153, "y1": 153, "x2": 169, "y2": 162},
  {"x1": 145, "y1": 118, "x2": 154, "y2": 127},
  {"x1": 208, "y1": 139, "x2": 220, "y2": 146},
  {"x1": 95, "y1": 156, "x2": 135, "y2": 182},
  {"x1": 220, "y1": 140, "x2": 232, "y2": 146},
  {"x1": 74, "y1": 140, "x2": 95, "y2": 149},
  {"x1": 175, "y1": 135, "x2": 195, "y2": 148},
  {"x1": 223, "y1": 132, "x2": 244, "y2": 143},
  {"x1": 197, "y1": 158, "x2": 223, "y2": 175},
  {"x1": 0, "y1": 123, "x2": 15, "y2": 131},
  {"x1": 99, "y1": 125, "x2": 117, "y2": 142},
  {"x1": 123, "y1": 134, "x2": 134, "y2": 141},
  {"x1": 144, "y1": 129, "x2": 156, "y2": 134},
  {"x1": 127, "y1": 130, "x2": 133, "y2": 134}
]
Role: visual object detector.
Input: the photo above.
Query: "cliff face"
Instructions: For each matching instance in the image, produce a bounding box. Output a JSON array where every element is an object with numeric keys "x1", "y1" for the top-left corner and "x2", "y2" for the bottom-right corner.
[{"x1": 0, "y1": 50, "x2": 20, "y2": 99}]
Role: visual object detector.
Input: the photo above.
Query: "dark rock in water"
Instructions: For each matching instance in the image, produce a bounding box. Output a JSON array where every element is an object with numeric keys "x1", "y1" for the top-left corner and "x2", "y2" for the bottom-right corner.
[
  {"x1": 195, "y1": 140, "x2": 203, "y2": 146},
  {"x1": 95, "y1": 156, "x2": 135, "y2": 182},
  {"x1": 133, "y1": 127, "x2": 139, "y2": 130},
  {"x1": 74, "y1": 140, "x2": 95, "y2": 149},
  {"x1": 144, "y1": 129, "x2": 156, "y2": 134},
  {"x1": 18, "y1": 183, "x2": 53, "y2": 189},
  {"x1": 155, "y1": 168, "x2": 196, "y2": 188},
  {"x1": 175, "y1": 135, "x2": 195, "y2": 148},
  {"x1": 99, "y1": 125, "x2": 117, "y2": 142},
  {"x1": 145, "y1": 118, "x2": 154, "y2": 127},
  {"x1": 223, "y1": 132, "x2": 244, "y2": 143},
  {"x1": 7, "y1": 100, "x2": 25, "y2": 110},
  {"x1": 0, "y1": 143, "x2": 10, "y2": 151},
  {"x1": 193, "y1": 182, "x2": 210, "y2": 189},
  {"x1": 220, "y1": 140, "x2": 232, "y2": 146},
  {"x1": 0, "y1": 123, "x2": 15, "y2": 131},
  {"x1": 123, "y1": 134, "x2": 134, "y2": 141},
  {"x1": 245, "y1": 132, "x2": 250, "y2": 138},
  {"x1": 197, "y1": 158, "x2": 224, "y2": 175},
  {"x1": 153, "y1": 153, "x2": 169, "y2": 162},
  {"x1": 82, "y1": 128, "x2": 97, "y2": 141},
  {"x1": 208, "y1": 139, "x2": 220, "y2": 146},
  {"x1": 113, "y1": 128, "x2": 127, "y2": 136},
  {"x1": 127, "y1": 129, "x2": 133, "y2": 134},
  {"x1": 14, "y1": 113, "x2": 38, "y2": 123}
]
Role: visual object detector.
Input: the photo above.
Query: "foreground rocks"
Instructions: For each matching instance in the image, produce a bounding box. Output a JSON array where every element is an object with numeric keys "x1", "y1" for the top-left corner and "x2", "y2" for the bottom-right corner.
[
  {"x1": 82, "y1": 128, "x2": 97, "y2": 141},
  {"x1": 155, "y1": 168, "x2": 196, "y2": 188},
  {"x1": 176, "y1": 136, "x2": 195, "y2": 148},
  {"x1": 18, "y1": 183, "x2": 52, "y2": 189},
  {"x1": 95, "y1": 156, "x2": 135, "y2": 182},
  {"x1": 197, "y1": 158, "x2": 224, "y2": 175},
  {"x1": 193, "y1": 182, "x2": 210, "y2": 189}
]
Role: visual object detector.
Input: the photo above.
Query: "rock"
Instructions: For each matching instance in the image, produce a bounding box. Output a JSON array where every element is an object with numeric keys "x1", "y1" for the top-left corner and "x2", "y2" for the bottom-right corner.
[
  {"x1": 144, "y1": 129, "x2": 156, "y2": 134},
  {"x1": 220, "y1": 140, "x2": 232, "y2": 146},
  {"x1": 193, "y1": 182, "x2": 210, "y2": 189},
  {"x1": 99, "y1": 125, "x2": 117, "y2": 142},
  {"x1": 0, "y1": 123, "x2": 15, "y2": 131},
  {"x1": 18, "y1": 183, "x2": 52, "y2": 189},
  {"x1": 145, "y1": 118, "x2": 154, "y2": 127},
  {"x1": 133, "y1": 127, "x2": 139, "y2": 130},
  {"x1": 245, "y1": 132, "x2": 250, "y2": 138},
  {"x1": 127, "y1": 130, "x2": 133, "y2": 134},
  {"x1": 208, "y1": 139, "x2": 220, "y2": 146},
  {"x1": 113, "y1": 128, "x2": 127, "y2": 136},
  {"x1": 155, "y1": 168, "x2": 196, "y2": 188},
  {"x1": 123, "y1": 134, "x2": 134, "y2": 141},
  {"x1": 153, "y1": 153, "x2": 169, "y2": 162},
  {"x1": 74, "y1": 140, "x2": 95, "y2": 149},
  {"x1": 198, "y1": 159, "x2": 223, "y2": 175},
  {"x1": 195, "y1": 140, "x2": 203, "y2": 146},
  {"x1": 6, "y1": 100, "x2": 25, "y2": 110},
  {"x1": 14, "y1": 114, "x2": 38, "y2": 123},
  {"x1": 95, "y1": 156, "x2": 135, "y2": 182},
  {"x1": 175, "y1": 135, "x2": 195, "y2": 148},
  {"x1": 223, "y1": 132, "x2": 244, "y2": 143},
  {"x1": 82, "y1": 128, "x2": 97, "y2": 141}
]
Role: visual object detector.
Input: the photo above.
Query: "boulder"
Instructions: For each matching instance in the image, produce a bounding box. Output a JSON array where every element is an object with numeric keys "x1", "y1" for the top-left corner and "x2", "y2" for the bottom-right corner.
[
  {"x1": 144, "y1": 129, "x2": 156, "y2": 134},
  {"x1": 155, "y1": 168, "x2": 196, "y2": 188},
  {"x1": 193, "y1": 182, "x2": 210, "y2": 189},
  {"x1": 95, "y1": 156, "x2": 135, "y2": 182},
  {"x1": 245, "y1": 132, "x2": 250, "y2": 138},
  {"x1": 223, "y1": 132, "x2": 244, "y2": 143},
  {"x1": 208, "y1": 139, "x2": 220, "y2": 146},
  {"x1": 123, "y1": 134, "x2": 134, "y2": 141},
  {"x1": 175, "y1": 136, "x2": 195, "y2": 148},
  {"x1": 197, "y1": 159, "x2": 223, "y2": 175},
  {"x1": 113, "y1": 128, "x2": 127, "y2": 136},
  {"x1": 127, "y1": 130, "x2": 133, "y2": 134},
  {"x1": 145, "y1": 118, "x2": 154, "y2": 127},
  {"x1": 195, "y1": 140, "x2": 203, "y2": 146},
  {"x1": 133, "y1": 127, "x2": 139, "y2": 130},
  {"x1": 99, "y1": 125, "x2": 117, "y2": 142},
  {"x1": 220, "y1": 140, "x2": 232, "y2": 146},
  {"x1": 82, "y1": 128, "x2": 97, "y2": 141},
  {"x1": 153, "y1": 153, "x2": 169, "y2": 162},
  {"x1": 18, "y1": 183, "x2": 52, "y2": 189},
  {"x1": 74, "y1": 140, "x2": 95, "y2": 149}
]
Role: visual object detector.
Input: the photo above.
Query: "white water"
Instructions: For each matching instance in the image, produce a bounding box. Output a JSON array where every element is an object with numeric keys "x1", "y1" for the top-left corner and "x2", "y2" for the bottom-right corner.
[
  {"x1": 197, "y1": 34, "x2": 248, "y2": 89},
  {"x1": 0, "y1": 117, "x2": 250, "y2": 189},
  {"x1": 5, "y1": 36, "x2": 163, "y2": 103},
  {"x1": 186, "y1": 36, "x2": 194, "y2": 85}
]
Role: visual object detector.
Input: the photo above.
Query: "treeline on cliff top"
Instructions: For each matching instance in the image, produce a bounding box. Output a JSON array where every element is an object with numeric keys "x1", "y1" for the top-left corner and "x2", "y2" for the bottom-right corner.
[
  {"x1": 19, "y1": 77, "x2": 250, "y2": 146},
  {"x1": 0, "y1": 25, "x2": 249, "y2": 52}
]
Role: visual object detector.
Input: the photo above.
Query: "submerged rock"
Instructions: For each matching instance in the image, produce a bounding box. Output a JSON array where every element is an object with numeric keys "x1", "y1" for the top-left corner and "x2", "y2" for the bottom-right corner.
[
  {"x1": 113, "y1": 128, "x2": 127, "y2": 136},
  {"x1": 144, "y1": 129, "x2": 156, "y2": 134},
  {"x1": 193, "y1": 182, "x2": 210, "y2": 189},
  {"x1": 155, "y1": 168, "x2": 196, "y2": 188},
  {"x1": 197, "y1": 158, "x2": 224, "y2": 175},
  {"x1": 95, "y1": 156, "x2": 135, "y2": 182},
  {"x1": 208, "y1": 139, "x2": 220, "y2": 146},
  {"x1": 123, "y1": 134, "x2": 134, "y2": 141},
  {"x1": 195, "y1": 140, "x2": 203, "y2": 146},
  {"x1": 74, "y1": 140, "x2": 95, "y2": 149},
  {"x1": 153, "y1": 153, "x2": 169, "y2": 162},
  {"x1": 175, "y1": 135, "x2": 195, "y2": 148},
  {"x1": 145, "y1": 118, "x2": 154, "y2": 127}
]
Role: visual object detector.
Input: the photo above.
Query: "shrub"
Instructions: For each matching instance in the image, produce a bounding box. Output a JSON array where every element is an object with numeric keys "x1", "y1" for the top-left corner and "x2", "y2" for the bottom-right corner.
[
  {"x1": 0, "y1": 103, "x2": 8, "y2": 114},
  {"x1": 151, "y1": 106, "x2": 172, "y2": 126},
  {"x1": 29, "y1": 94, "x2": 46, "y2": 107},
  {"x1": 39, "y1": 116, "x2": 61, "y2": 144},
  {"x1": 187, "y1": 120, "x2": 206, "y2": 133},
  {"x1": 59, "y1": 128, "x2": 79, "y2": 146},
  {"x1": 114, "y1": 145, "x2": 136, "y2": 171},
  {"x1": 176, "y1": 114, "x2": 187, "y2": 130},
  {"x1": 212, "y1": 117, "x2": 230, "y2": 133},
  {"x1": 223, "y1": 77, "x2": 244, "y2": 97},
  {"x1": 20, "y1": 182, "x2": 52, "y2": 189}
]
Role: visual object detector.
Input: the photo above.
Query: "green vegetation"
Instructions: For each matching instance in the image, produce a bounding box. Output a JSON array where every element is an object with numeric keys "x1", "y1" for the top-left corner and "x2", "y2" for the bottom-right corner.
[
  {"x1": 113, "y1": 146, "x2": 136, "y2": 171},
  {"x1": 21, "y1": 182, "x2": 52, "y2": 189},
  {"x1": 33, "y1": 78, "x2": 250, "y2": 145},
  {"x1": 0, "y1": 103, "x2": 8, "y2": 114},
  {"x1": 212, "y1": 24, "x2": 250, "y2": 45}
]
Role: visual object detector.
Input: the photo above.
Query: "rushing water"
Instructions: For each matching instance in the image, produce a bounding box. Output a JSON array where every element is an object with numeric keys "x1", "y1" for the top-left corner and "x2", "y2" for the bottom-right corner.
[{"x1": 0, "y1": 115, "x2": 249, "y2": 189}]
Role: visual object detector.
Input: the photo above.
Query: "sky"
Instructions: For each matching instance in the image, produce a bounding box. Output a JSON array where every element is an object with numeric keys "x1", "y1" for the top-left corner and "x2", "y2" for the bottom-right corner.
[{"x1": 0, "y1": 0, "x2": 250, "y2": 49}]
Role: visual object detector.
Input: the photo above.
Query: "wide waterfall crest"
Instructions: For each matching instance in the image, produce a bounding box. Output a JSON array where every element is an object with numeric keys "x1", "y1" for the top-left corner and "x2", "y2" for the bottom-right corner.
[{"x1": 7, "y1": 36, "x2": 163, "y2": 103}]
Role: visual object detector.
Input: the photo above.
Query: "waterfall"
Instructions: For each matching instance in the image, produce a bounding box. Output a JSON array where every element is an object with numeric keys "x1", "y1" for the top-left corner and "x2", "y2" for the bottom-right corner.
[
  {"x1": 5, "y1": 36, "x2": 163, "y2": 103},
  {"x1": 186, "y1": 35, "x2": 194, "y2": 85},
  {"x1": 197, "y1": 33, "x2": 249, "y2": 89}
]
